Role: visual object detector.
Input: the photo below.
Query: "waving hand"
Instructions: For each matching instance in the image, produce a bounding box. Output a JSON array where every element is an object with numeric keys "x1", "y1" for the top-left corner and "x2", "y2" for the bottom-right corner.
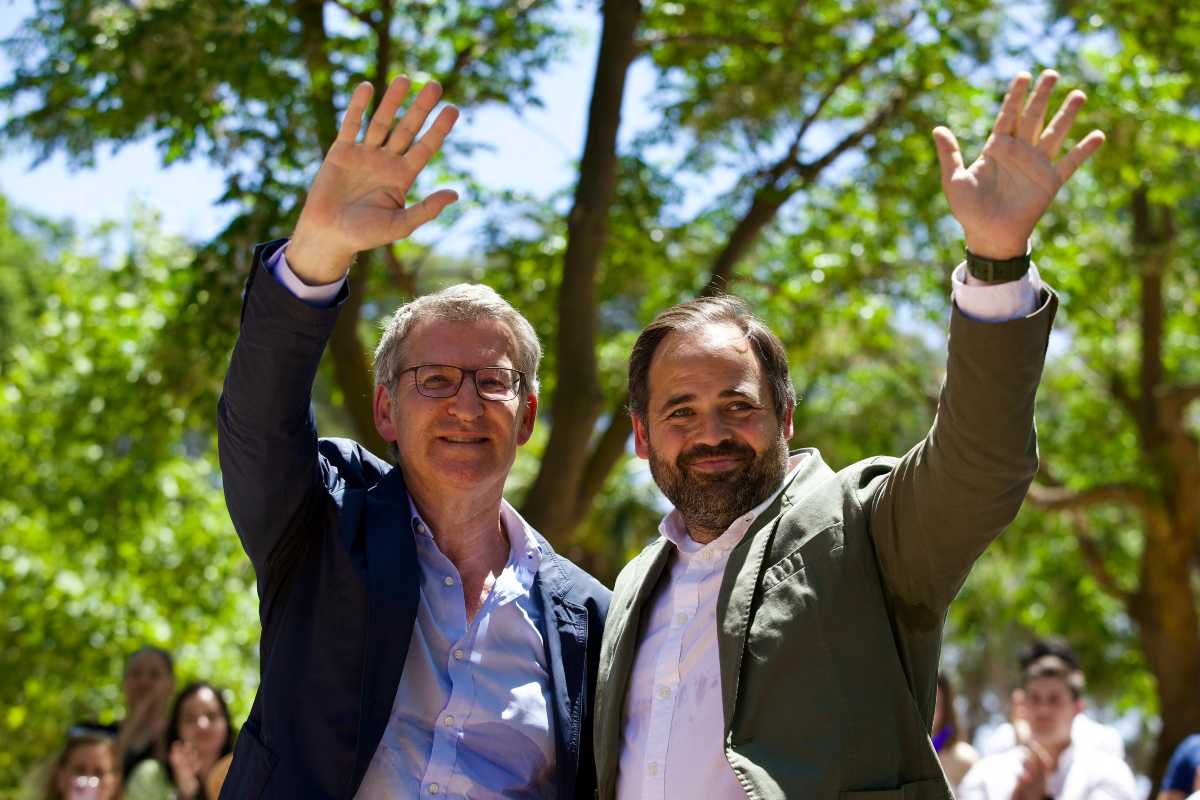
[
  {"x1": 933, "y1": 70, "x2": 1105, "y2": 260},
  {"x1": 289, "y1": 76, "x2": 460, "y2": 284}
]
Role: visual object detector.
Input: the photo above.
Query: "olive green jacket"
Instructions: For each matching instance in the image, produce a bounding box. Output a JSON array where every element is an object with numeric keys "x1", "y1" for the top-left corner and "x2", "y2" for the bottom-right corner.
[{"x1": 594, "y1": 292, "x2": 1058, "y2": 799}]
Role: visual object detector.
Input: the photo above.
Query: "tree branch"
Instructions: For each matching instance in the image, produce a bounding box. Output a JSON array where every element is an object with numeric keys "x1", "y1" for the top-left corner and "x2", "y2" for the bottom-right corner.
[
  {"x1": 1067, "y1": 511, "x2": 1132, "y2": 605},
  {"x1": 797, "y1": 82, "x2": 914, "y2": 183},
  {"x1": 329, "y1": 0, "x2": 376, "y2": 29},
  {"x1": 1026, "y1": 482, "x2": 1155, "y2": 512}
]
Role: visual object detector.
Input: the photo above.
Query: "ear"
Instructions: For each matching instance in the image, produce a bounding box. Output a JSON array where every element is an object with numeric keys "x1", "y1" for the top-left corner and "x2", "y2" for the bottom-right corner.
[
  {"x1": 781, "y1": 401, "x2": 795, "y2": 441},
  {"x1": 374, "y1": 384, "x2": 398, "y2": 444},
  {"x1": 516, "y1": 392, "x2": 537, "y2": 446},
  {"x1": 632, "y1": 413, "x2": 650, "y2": 460}
]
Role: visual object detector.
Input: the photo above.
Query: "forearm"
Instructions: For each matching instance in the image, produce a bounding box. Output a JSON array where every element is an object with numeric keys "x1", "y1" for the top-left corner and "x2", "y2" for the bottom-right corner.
[
  {"x1": 867, "y1": 286, "x2": 1058, "y2": 609},
  {"x1": 216, "y1": 240, "x2": 344, "y2": 568}
]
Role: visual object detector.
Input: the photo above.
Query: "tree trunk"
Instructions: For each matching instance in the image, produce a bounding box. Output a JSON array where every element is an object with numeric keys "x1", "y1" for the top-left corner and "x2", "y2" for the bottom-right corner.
[{"x1": 520, "y1": 0, "x2": 643, "y2": 541}]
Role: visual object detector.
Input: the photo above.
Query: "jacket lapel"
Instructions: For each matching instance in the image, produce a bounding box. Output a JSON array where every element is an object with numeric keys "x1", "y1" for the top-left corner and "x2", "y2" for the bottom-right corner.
[
  {"x1": 714, "y1": 449, "x2": 832, "y2": 728},
  {"x1": 349, "y1": 465, "x2": 420, "y2": 795},
  {"x1": 595, "y1": 539, "x2": 672, "y2": 787},
  {"x1": 534, "y1": 549, "x2": 588, "y2": 799}
]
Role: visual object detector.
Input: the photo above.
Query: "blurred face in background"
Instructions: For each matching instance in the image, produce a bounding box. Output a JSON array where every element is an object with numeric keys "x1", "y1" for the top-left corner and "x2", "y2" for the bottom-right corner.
[
  {"x1": 177, "y1": 686, "x2": 230, "y2": 769},
  {"x1": 54, "y1": 740, "x2": 118, "y2": 800},
  {"x1": 122, "y1": 649, "x2": 174, "y2": 712},
  {"x1": 1023, "y1": 675, "x2": 1082, "y2": 750}
]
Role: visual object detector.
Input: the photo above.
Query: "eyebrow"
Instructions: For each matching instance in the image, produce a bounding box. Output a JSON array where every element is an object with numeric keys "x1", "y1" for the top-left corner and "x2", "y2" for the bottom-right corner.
[{"x1": 659, "y1": 388, "x2": 754, "y2": 411}]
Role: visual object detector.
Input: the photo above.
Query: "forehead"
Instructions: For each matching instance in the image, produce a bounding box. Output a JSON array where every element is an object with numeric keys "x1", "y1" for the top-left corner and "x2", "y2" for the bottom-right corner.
[
  {"x1": 648, "y1": 321, "x2": 766, "y2": 401},
  {"x1": 404, "y1": 317, "x2": 519, "y2": 367},
  {"x1": 182, "y1": 687, "x2": 220, "y2": 712},
  {"x1": 67, "y1": 743, "x2": 111, "y2": 767},
  {"x1": 126, "y1": 651, "x2": 167, "y2": 675},
  {"x1": 1025, "y1": 676, "x2": 1073, "y2": 697}
]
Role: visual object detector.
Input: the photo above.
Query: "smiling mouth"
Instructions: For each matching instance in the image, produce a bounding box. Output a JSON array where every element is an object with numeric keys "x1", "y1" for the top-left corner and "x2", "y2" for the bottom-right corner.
[
  {"x1": 686, "y1": 457, "x2": 747, "y2": 472},
  {"x1": 438, "y1": 435, "x2": 489, "y2": 444}
]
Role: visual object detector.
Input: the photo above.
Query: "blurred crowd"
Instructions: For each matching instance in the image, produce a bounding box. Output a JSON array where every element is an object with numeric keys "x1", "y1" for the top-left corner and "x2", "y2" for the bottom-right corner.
[
  {"x1": 934, "y1": 638, "x2": 1200, "y2": 800},
  {"x1": 28, "y1": 648, "x2": 234, "y2": 800}
]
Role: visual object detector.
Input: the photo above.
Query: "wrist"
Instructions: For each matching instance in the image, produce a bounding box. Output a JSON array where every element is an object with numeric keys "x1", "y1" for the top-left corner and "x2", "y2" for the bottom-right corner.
[
  {"x1": 963, "y1": 235, "x2": 1029, "y2": 261},
  {"x1": 286, "y1": 229, "x2": 355, "y2": 286}
]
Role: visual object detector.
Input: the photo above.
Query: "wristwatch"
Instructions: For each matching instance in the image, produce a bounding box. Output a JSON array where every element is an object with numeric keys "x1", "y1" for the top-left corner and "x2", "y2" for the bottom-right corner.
[{"x1": 965, "y1": 247, "x2": 1031, "y2": 284}]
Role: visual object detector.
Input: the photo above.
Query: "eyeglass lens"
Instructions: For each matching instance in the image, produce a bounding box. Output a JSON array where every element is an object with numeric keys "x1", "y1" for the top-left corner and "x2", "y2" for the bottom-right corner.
[{"x1": 414, "y1": 365, "x2": 520, "y2": 400}]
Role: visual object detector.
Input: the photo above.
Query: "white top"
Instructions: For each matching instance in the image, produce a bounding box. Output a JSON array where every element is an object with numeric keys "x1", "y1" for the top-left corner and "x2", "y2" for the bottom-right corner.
[
  {"x1": 958, "y1": 743, "x2": 1137, "y2": 800},
  {"x1": 980, "y1": 714, "x2": 1125, "y2": 760}
]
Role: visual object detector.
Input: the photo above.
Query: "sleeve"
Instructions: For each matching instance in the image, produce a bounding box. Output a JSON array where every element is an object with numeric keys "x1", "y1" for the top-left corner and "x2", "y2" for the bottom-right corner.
[
  {"x1": 264, "y1": 241, "x2": 346, "y2": 307},
  {"x1": 954, "y1": 759, "x2": 990, "y2": 800},
  {"x1": 1165, "y1": 739, "x2": 1200, "y2": 792},
  {"x1": 951, "y1": 262, "x2": 1042, "y2": 322},
  {"x1": 863, "y1": 282, "x2": 1058, "y2": 612},
  {"x1": 216, "y1": 240, "x2": 347, "y2": 573}
]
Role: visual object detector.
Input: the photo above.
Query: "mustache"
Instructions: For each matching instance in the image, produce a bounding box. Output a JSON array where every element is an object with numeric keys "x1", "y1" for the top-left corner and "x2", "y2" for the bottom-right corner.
[{"x1": 677, "y1": 440, "x2": 756, "y2": 468}]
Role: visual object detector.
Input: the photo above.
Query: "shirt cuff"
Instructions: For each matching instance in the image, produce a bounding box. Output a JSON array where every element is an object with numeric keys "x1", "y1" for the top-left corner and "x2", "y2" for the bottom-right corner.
[
  {"x1": 951, "y1": 261, "x2": 1043, "y2": 322},
  {"x1": 265, "y1": 243, "x2": 346, "y2": 308}
]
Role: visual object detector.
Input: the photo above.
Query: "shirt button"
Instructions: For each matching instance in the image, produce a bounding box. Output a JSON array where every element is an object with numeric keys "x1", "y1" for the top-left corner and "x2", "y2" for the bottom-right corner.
[
  {"x1": 646, "y1": 762, "x2": 659, "y2": 777},
  {"x1": 443, "y1": 576, "x2": 455, "y2": 587},
  {"x1": 428, "y1": 784, "x2": 440, "y2": 795},
  {"x1": 700, "y1": 550, "x2": 712, "y2": 561},
  {"x1": 657, "y1": 686, "x2": 672, "y2": 699},
  {"x1": 444, "y1": 714, "x2": 455, "y2": 727},
  {"x1": 453, "y1": 648, "x2": 465, "y2": 660}
]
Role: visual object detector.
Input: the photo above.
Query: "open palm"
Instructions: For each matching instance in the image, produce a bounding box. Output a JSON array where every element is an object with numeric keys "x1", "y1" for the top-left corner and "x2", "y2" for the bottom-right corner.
[
  {"x1": 290, "y1": 77, "x2": 460, "y2": 284},
  {"x1": 933, "y1": 71, "x2": 1106, "y2": 259}
]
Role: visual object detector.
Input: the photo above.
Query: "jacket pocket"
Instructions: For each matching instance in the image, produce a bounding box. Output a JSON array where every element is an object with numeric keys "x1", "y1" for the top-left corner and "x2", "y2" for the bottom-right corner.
[
  {"x1": 840, "y1": 777, "x2": 949, "y2": 799},
  {"x1": 219, "y1": 724, "x2": 276, "y2": 799}
]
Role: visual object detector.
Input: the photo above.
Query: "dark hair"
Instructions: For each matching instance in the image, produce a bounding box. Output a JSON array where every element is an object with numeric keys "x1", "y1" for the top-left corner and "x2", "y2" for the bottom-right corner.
[
  {"x1": 628, "y1": 295, "x2": 796, "y2": 422},
  {"x1": 125, "y1": 645, "x2": 175, "y2": 677},
  {"x1": 162, "y1": 682, "x2": 236, "y2": 796},
  {"x1": 1022, "y1": 654, "x2": 1085, "y2": 700},
  {"x1": 43, "y1": 731, "x2": 116, "y2": 800},
  {"x1": 1018, "y1": 636, "x2": 1079, "y2": 671},
  {"x1": 936, "y1": 672, "x2": 963, "y2": 744}
]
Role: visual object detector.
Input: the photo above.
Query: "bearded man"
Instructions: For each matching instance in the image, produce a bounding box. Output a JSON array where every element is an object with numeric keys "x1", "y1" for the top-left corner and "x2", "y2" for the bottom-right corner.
[{"x1": 591, "y1": 69, "x2": 1106, "y2": 799}]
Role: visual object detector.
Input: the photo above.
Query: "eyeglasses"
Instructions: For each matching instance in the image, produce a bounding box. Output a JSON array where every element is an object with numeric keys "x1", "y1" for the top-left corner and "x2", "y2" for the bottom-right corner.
[{"x1": 399, "y1": 364, "x2": 525, "y2": 401}]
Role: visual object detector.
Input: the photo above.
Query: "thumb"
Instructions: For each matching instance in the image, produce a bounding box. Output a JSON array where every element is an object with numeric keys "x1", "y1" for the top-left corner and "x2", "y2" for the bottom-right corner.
[
  {"x1": 389, "y1": 189, "x2": 459, "y2": 241},
  {"x1": 932, "y1": 126, "x2": 965, "y2": 188}
]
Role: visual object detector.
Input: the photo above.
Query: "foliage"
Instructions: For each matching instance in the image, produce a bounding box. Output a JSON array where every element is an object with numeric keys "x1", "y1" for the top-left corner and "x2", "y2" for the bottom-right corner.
[{"x1": 0, "y1": 203, "x2": 259, "y2": 791}]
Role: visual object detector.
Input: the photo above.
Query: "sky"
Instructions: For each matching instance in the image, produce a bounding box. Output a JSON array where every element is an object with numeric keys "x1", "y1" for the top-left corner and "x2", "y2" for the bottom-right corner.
[{"x1": 0, "y1": 0, "x2": 663, "y2": 253}]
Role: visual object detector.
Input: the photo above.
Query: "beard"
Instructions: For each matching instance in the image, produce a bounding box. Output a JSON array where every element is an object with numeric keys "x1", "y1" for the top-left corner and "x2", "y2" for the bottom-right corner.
[{"x1": 648, "y1": 430, "x2": 790, "y2": 539}]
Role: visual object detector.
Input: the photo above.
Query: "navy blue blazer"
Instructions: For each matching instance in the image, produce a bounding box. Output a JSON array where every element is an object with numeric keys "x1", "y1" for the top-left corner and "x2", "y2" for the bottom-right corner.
[{"x1": 217, "y1": 241, "x2": 611, "y2": 798}]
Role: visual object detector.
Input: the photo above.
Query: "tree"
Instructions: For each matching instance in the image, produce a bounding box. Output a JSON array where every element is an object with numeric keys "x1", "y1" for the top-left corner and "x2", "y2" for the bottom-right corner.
[{"x1": 0, "y1": 201, "x2": 260, "y2": 791}]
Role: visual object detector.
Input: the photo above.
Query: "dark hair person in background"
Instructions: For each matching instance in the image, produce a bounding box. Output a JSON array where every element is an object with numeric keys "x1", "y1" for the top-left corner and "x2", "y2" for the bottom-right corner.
[
  {"x1": 1159, "y1": 734, "x2": 1200, "y2": 800},
  {"x1": 934, "y1": 673, "x2": 981, "y2": 792},
  {"x1": 112, "y1": 646, "x2": 176, "y2": 778},
  {"x1": 124, "y1": 682, "x2": 235, "y2": 800},
  {"x1": 39, "y1": 730, "x2": 120, "y2": 800}
]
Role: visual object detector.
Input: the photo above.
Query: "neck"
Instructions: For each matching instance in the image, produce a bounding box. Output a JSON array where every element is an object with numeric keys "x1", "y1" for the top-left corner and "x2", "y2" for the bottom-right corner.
[
  {"x1": 685, "y1": 522, "x2": 729, "y2": 545},
  {"x1": 406, "y1": 476, "x2": 510, "y2": 574},
  {"x1": 1036, "y1": 737, "x2": 1072, "y2": 770}
]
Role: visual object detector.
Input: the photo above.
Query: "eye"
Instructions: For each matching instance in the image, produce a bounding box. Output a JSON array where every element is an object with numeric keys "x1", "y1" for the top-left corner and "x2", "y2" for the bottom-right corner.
[{"x1": 667, "y1": 407, "x2": 693, "y2": 418}]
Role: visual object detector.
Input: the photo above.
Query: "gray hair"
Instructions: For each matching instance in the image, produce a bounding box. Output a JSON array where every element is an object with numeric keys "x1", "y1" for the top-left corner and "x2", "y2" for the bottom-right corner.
[{"x1": 374, "y1": 282, "x2": 542, "y2": 400}]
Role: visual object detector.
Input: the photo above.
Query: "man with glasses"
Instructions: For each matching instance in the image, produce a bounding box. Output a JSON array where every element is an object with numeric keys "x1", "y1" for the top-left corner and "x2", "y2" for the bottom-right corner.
[{"x1": 217, "y1": 76, "x2": 609, "y2": 799}]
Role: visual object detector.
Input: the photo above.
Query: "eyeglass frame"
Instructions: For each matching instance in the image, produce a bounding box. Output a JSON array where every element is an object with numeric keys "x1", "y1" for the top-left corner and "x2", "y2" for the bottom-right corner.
[{"x1": 396, "y1": 363, "x2": 528, "y2": 402}]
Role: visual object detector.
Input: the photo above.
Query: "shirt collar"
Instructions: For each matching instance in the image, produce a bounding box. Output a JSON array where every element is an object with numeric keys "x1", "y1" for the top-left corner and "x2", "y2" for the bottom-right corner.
[
  {"x1": 659, "y1": 451, "x2": 809, "y2": 555},
  {"x1": 408, "y1": 497, "x2": 544, "y2": 582}
]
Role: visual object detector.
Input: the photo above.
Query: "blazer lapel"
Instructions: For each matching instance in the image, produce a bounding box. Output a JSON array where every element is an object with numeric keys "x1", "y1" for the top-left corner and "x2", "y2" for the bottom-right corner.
[
  {"x1": 714, "y1": 449, "x2": 832, "y2": 728},
  {"x1": 534, "y1": 548, "x2": 588, "y2": 798},
  {"x1": 349, "y1": 466, "x2": 420, "y2": 794},
  {"x1": 595, "y1": 539, "x2": 672, "y2": 787}
]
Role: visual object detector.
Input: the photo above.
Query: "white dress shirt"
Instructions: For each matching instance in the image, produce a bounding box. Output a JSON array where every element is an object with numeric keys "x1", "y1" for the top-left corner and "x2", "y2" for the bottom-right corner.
[
  {"x1": 616, "y1": 264, "x2": 1044, "y2": 799},
  {"x1": 958, "y1": 743, "x2": 1137, "y2": 800}
]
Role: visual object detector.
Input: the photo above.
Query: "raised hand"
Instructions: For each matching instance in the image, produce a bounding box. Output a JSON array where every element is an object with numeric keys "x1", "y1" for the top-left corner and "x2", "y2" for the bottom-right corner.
[
  {"x1": 933, "y1": 70, "x2": 1106, "y2": 260},
  {"x1": 289, "y1": 76, "x2": 461, "y2": 284},
  {"x1": 1010, "y1": 742, "x2": 1051, "y2": 800}
]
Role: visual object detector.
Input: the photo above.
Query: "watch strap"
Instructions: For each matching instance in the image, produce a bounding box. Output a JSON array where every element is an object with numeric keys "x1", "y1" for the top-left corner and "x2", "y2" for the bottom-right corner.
[{"x1": 965, "y1": 248, "x2": 1031, "y2": 284}]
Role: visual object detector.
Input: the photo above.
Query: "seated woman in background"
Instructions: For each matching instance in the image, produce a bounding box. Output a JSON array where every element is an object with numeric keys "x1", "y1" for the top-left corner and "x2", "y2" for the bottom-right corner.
[
  {"x1": 934, "y1": 672, "x2": 981, "y2": 791},
  {"x1": 124, "y1": 682, "x2": 235, "y2": 800},
  {"x1": 40, "y1": 730, "x2": 121, "y2": 800}
]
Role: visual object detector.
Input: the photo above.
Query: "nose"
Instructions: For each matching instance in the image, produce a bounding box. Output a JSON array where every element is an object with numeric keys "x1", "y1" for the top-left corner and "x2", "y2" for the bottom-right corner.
[
  {"x1": 693, "y1": 409, "x2": 734, "y2": 446},
  {"x1": 447, "y1": 373, "x2": 485, "y2": 420}
]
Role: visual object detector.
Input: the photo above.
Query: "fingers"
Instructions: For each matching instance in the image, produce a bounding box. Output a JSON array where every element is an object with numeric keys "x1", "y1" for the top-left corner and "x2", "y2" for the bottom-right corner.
[
  {"x1": 993, "y1": 72, "x2": 1032, "y2": 137},
  {"x1": 336, "y1": 82, "x2": 374, "y2": 144},
  {"x1": 386, "y1": 81, "x2": 444, "y2": 154},
  {"x1": 403, "y1": 105, "x2": 460, "y2": 175},
  {"x1": 931, "y1": 126, "x2": 965, "y2": 189},
  {"x1": 1054, "y1": 129, "x2": 1106, "y2": 183},
  {"x1": 1016, "y1": 70, "x2": 1058, "y2": 143},
  {"x1": 391, "y1": 189, "x2": 459, "y2": 239},
  {"x1": 1038, "y1": 89, "x2": 1087, "y2": 156},
  {"x1": 363, "y1": 76, "x2": 412, "y2": 147}
]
